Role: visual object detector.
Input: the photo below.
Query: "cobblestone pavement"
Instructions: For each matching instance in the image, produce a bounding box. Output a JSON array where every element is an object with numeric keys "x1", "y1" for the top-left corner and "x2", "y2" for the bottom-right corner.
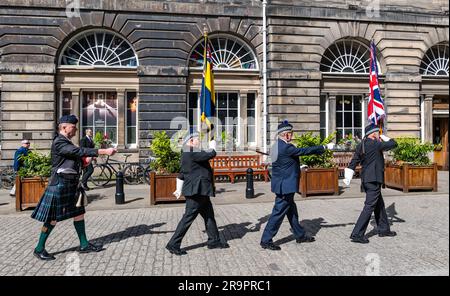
[{"x1": 0, "y1": 193, "x2": 448, "y2": 276}]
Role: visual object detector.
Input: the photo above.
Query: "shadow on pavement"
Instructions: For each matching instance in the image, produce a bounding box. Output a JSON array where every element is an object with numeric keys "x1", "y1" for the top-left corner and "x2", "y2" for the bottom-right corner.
[
  {"x1": 124, "y1": 197, "x2": 145, "y2": 204},
  {"x1": 366, "y1": 202, "x2": 406, "y2": 238},
  {"x1": 51, "y1": 223, "x2": 169, "y2": 256}
]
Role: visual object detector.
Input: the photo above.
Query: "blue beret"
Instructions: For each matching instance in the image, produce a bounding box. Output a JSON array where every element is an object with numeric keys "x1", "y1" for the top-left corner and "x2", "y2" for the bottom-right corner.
[
  {"x1": 59, "y1": 114, "x2": 78, "y2": 125},
  {"x1": 277, "y1": 120, "x2": 293, "y2": 134}
]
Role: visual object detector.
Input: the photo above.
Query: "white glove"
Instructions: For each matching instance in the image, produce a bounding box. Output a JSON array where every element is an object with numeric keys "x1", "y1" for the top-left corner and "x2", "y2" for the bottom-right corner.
[
  {"x1": 325, "y1": 143, "x2": 335, "y2": 150},
  {"x1": 343, "y1": 168, "x2": 355, "y2": 186},
  {"x1": 380, "y1": 135, "x2": 391, "y2": 142},
  {"x1": 208, "y1": 140, "x2": 217, "y2": 151},
  {"x1": 173, "y1": 178, "x2": 184, "y2": 199},
  {"x1": 300, "y1": 164, "x2": 308, "y2": 170}
]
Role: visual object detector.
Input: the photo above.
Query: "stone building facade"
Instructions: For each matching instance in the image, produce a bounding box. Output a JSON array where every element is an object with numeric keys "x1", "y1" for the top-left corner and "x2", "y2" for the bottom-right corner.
[{"x1": 0, "y1": 0, "x2": 448, "y2": 169}]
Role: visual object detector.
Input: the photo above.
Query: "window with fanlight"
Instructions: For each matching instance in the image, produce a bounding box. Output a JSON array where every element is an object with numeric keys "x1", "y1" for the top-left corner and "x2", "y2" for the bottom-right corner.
[{"x1": 420, "y1": 43, "x2": 449, "y2": 76}]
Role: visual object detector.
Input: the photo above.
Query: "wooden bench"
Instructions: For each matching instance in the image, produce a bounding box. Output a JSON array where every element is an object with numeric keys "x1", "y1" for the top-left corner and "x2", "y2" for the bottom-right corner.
[
  {"x1": 332, "y1": 151, "x2": 361, "y2": 178},
  {"x1": 210, "y1": 155, "x2": 269, "y2": 183}
]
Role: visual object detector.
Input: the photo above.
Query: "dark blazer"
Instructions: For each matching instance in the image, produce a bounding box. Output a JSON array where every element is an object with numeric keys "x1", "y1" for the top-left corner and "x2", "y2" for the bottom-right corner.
[
  {"x1": 49, "y1": 134, "x2": 98, "y2": 185},
  {"x1": 80, "y1": 136, "x2": 95, "y2": 149},
  {"x1": 270, "y1": 139, "x2": 325, "y2": 195},
  {"x1": 348, "y1": 138, "x2": 397, "y2": 184},
  {"x1": 180, "y1": 147, "x2": 216, "y2": 197}
]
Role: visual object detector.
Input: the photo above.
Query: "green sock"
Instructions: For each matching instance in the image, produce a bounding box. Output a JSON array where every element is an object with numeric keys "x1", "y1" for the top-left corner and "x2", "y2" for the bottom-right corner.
[
  {"x1": 73, "y1": 220, "x2": 89, "y2": 248},
  {"x1": 35, "y1": 222, "x2": 55, "y2": 253}
]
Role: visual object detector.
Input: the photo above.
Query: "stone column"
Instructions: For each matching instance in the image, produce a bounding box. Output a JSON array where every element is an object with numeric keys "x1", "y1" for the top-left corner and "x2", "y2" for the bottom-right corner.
[
  {"x1": 70, "y1": 88, "x2": 81, "y2": 146},
  {"x1": 423, "y1": 94, "x2": 434, "y2": 144},
  {"x1": 117, "y1": 89, "x2": 126, "y2": 150},
  {"x1": 328, "y1": 94, "x2": 336, "y2": 141}
]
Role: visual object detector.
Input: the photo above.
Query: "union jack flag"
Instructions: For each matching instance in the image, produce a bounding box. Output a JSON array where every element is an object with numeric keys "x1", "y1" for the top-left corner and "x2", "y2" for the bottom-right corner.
[{"x1": 367, "y1": 40, "x2": 385, "y2": 126}]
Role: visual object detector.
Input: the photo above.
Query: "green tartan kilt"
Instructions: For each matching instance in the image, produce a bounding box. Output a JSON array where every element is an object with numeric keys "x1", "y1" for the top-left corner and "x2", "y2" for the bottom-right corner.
[{"x1": 31, "y1": 175, "x2": 85, "y2": 222}]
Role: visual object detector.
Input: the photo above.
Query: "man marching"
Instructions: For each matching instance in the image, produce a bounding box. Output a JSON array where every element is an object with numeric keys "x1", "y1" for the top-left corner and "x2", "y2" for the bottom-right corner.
[
  {"x1": 31, "y1": 115, "x2": 117, "y2": 260},
  {"x1": 166, "y1": 130, "x2": 229, "y2": 256},
  {"x1": 260, "y1": 120, "x2": 334, "y2": 250},
  {"x1": 344, "y1": 123, "x2": 397, "y2": 244}
]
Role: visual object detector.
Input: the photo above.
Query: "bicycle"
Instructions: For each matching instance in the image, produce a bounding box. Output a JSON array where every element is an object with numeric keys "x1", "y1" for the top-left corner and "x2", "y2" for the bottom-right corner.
[
  {"x1": 0, "y1": 166, "x2": 15, "y2": 190},
  {"x1": 89, "y1": 154, "x2": 145, "y2": 187},
  {"x1": 141, "y1": 156, "x2": 156, "y2": 185}
]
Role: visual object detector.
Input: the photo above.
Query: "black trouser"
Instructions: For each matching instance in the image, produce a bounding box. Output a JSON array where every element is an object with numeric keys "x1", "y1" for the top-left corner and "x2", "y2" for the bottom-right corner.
[
  {"x1": 81, "y1": 164, "x2": 94, "y2": 186},
  {"x1": 351, "y1": 182, "x2": 390, "y2": 238},
  {"x1": 167, "y1": 195, "x2": 220, "y2": 249}
]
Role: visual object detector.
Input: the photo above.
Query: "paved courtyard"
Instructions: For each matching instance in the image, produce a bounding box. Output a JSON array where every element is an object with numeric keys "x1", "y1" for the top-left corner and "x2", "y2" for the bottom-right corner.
[{"x1": 0, "y1": 191, "x2": 448, "y2": 276}]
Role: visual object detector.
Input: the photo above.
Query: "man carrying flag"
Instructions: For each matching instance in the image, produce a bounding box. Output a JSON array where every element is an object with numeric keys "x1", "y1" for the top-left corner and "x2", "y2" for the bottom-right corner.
[{"x1": 343, "y1": 40, "x2": 398, "y2": 244}]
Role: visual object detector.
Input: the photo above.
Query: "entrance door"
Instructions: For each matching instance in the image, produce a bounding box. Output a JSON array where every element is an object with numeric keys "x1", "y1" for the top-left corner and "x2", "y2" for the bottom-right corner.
[{"x1": 433, "y1": 117, "x2": 449, "y2": 170}]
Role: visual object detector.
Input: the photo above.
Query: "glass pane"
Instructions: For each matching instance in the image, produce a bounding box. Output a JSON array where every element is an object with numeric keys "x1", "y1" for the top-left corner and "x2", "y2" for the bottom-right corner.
[
  {"x1": 127, "y1": 127, "x2": 136, "y2": 145},
  {"x1": 83, "y1": 92, "x2": 94, "y2": 107},
  {"x1": 229, "y1": 93, "x2": 238, "y2": 108},
  {"x1": 336, "y1": 112, "x2": 342, "y2": 128},
  {"x1": 344, "y1": 96, "x2": 353, "y2": 111},
  {"x1": 344, "y1": 129, "x2": 354, "y2": 139},
  {"x1": 188, "y1": 110, "x2": 194, "y2": 126},
  {"x1": 354, "y1": 111, "x2": 362, "y2": 129},
  {"x1": 247, "y1": 110, "x2": 255, "y2": 118},
  {"x1": 189, "y1": 92, "x2": 198, "y2": 108},
  {"x1": 105, "y1": 127, "x2": 117, "y2": 144},
  {"x1": 320, "y1": 128, "x2": 326, "y2": 141},
  {"x1": 62, "y1": 92, "x2": 72, "y2": 109},
  {"x1": 354, "y1": 129, "x2": 362, "y2": 141},
  {"x1": 248, "y1": 125, "x2": 255, "y2": 143},
  {"x1": 106, "y1": 108, "x2": 118, "y2": 126},
  {"x1": 336, "y1": 129, "x2": 343, "y2": 142},
  {"x1": 336, "y1": 96, "x2": 343, "y2": 111},
  {"x1": 218, "y1": 110, "x2": 227, "y2": 122},
  {"x1": 247, "y1": 93, "x2": 256, "y2": 109},
  {"x1": 106, "y1": 92, "x2": 117, "y2": 108},
  {"x1": 344, "y1": 112, "x2": 352, "y2": 128},
  {"x1": 320, "y1": 112, "x2": 326, "y2": 129},
  {"x1": 217, "y1": 93, "x2": 227, "y2": 108},
  {"x1": 94, "y1": 127, "x2": 105, "y2": 138},
  {"x1": 94, "y1": 108, "x2": 105, "y2": 127},
  {"x1": 320, "y1": 95, "x2": 326, "y2": 111},
  {"x1": 228, "y1": 109, "x2": 238, "y2": 119},
  {"x1": 247, "y1": 116, "x2": 255, "y2": 126},
  {"x1": 354, "y1": 96, "x2": 362, "y2": 111},
  {"x1": 127, "y1": 93, "x2": 137, "y2": 126},
  {"x1": 94, "y1": 92, "x2": 105, "y2": 109}
]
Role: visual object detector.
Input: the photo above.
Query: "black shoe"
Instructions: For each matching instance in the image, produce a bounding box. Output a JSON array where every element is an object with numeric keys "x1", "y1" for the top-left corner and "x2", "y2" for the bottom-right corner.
[
  {"x1": 296, "y1": 235, "x2": 316, "y2": 243},
  {"x1": 207, "y1": 242, "x2": 230, "y2": 249},
  {"x1": 378, "y1": 231, "x2": 397, "y2": 237},
  {"x1": 260, "y1": 242, "x2": 281, "y2": 251},
  {"x1": 165, "y1": 245, "x2": 187, "y2": 256},
  {"x1": 33, "y1": 249, "x2": 56, "y2": 261},
  {"x1": 78, "y1": 242, "x2": 104, "y2": 253},
  {"x1": 350, "y1": 235, "x2": 369, "y2": 244}
]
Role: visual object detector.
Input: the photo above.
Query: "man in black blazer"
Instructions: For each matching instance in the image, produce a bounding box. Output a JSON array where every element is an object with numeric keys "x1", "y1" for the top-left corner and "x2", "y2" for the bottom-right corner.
[
  {"x1": 344, "y1": 123, "x2": 398, "y2": 243},
  {"x1": 80, "y1": 129, "x2": 95, "y2": 190},
  {"x1": 166, "y1": 130, "x2": 229, "y2": 256}
]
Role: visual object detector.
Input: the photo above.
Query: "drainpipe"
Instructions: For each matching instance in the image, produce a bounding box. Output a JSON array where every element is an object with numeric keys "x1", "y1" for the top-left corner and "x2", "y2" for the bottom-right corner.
[{"x1": 262, "y1": 0, "x2": 268, "y2": 154}]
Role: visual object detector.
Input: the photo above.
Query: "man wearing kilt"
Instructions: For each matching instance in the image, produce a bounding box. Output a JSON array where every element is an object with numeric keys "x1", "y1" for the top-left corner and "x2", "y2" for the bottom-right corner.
[{"x1": 31, "y1": 115, "x2": 117, "y2": 261}]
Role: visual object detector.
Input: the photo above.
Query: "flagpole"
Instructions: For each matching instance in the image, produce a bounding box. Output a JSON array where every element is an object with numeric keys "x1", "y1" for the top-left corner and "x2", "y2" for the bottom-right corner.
[{"x1": 200, "y1": 27, "x2": 208, "y2": 145}]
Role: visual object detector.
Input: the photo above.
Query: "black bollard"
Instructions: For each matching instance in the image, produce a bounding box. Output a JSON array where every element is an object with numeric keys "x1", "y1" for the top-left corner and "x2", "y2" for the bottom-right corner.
[
  {"x1": 246, "y1": 168, "x2": 255, "y2": 199},
  {"x1": 115, "y1": 171, "x2": 125, "y2": 204}
]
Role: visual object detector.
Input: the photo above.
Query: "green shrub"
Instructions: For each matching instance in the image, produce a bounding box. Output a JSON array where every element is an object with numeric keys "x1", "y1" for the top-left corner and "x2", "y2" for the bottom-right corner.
[
  {"x1": 149, "y1": 131, "x2": 181, "y2": 174},
  {"x1": 17, "y1": 150, "x2": 52, "y2": 178},
  {"x1": 292, "y1": 132, "x2": 336, "y2": 168},
  {"x1": 391, "y1": 137, "x2": 434, "y2": 166}
]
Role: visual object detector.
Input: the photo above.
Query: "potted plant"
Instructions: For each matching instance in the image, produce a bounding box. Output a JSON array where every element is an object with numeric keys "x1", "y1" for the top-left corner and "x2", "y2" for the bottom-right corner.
[
  {"x1": 293, "y1": 132, "x2": 339, "y2": 198},
  {"x1": 15, "y1": 150, "x2": 51, "y2": 211},
  {"x1": 149, "y1": 131, "x2": 182, "y2": 205},
  {"x1": 385, "y1": 137, "x2": 437, "y2": 193}
]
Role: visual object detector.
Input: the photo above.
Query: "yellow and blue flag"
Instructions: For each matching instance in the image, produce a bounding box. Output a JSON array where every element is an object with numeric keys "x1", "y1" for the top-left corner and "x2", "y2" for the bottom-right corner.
[{"x1": 200, "y1": 33, "x2": 215, "y2": 133}]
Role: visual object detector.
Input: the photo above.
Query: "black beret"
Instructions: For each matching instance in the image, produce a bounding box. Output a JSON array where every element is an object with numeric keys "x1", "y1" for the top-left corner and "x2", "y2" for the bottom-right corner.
[{"x1": 59, "y1": 114, "x2": 79, "y2": 125}]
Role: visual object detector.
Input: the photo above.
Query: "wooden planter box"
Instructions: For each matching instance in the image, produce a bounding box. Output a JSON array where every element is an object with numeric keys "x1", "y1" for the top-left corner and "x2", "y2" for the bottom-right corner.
[
  {"x1": 384, "y1": 163, "x2": 438, "y2": 193},
  {"x1": 149, "y1": 172, "x2": 185, "y2": 205},
  {"x1": 15, "y1": 176, "x2": 48, "y2": 211},
  {"x1": 299, "y1": 167, "x2": 339, "y2": 198}
]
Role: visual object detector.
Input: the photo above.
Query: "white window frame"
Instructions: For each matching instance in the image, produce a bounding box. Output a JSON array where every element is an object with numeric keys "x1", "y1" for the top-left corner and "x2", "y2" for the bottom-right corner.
[
  {"x1": 125, "y1": 90, "x2": 138, "y2": 149},
  {"x1": 335, "y1": 95, "x2": 364, "y2": 142}
]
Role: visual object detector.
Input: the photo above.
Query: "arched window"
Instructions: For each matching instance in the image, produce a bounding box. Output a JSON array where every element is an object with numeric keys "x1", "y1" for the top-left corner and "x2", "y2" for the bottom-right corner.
[
  {"x1": 320, "y1": 39, "x2": 381, "y2": 74},
  {"x1": 59, "y1": 30, "x2": 138, "y2": 68},
  {"x1": 420, "y1": 43, "x2": 449, "y2": 76},
  {"x1": 189, "y1": 35, "x2": 258, "y2": 71}
]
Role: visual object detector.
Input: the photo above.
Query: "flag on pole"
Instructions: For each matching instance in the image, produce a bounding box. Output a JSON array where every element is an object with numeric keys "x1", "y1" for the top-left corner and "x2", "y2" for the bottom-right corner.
[
  {"x1": 200, "y1": 32, "x2": 215, "y2": 133},
  {"x1": 367, "y1": 40, "x2": 385, "y2": 127}
]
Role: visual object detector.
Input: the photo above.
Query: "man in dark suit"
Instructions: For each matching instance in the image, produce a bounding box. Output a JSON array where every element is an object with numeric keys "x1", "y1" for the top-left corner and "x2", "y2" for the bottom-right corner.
[
  {"x1": 260, "y1": 120, "x2": 334, "y2": 250},
  {"x1": 80, "y1": 129, "x2": 95, "y2": 191},
  {"x1": 344, "y1": 123, "x2": 398, "y2": 244},
  {"x1": 166, "y1": 130, "x2": 229, "y2": 256}
]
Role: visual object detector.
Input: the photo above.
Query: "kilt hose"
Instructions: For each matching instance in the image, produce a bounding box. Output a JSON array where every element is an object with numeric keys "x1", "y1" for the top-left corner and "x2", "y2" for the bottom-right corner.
[{"x1": 31, "y1": 175, "x2": 85, "y2": 223}]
